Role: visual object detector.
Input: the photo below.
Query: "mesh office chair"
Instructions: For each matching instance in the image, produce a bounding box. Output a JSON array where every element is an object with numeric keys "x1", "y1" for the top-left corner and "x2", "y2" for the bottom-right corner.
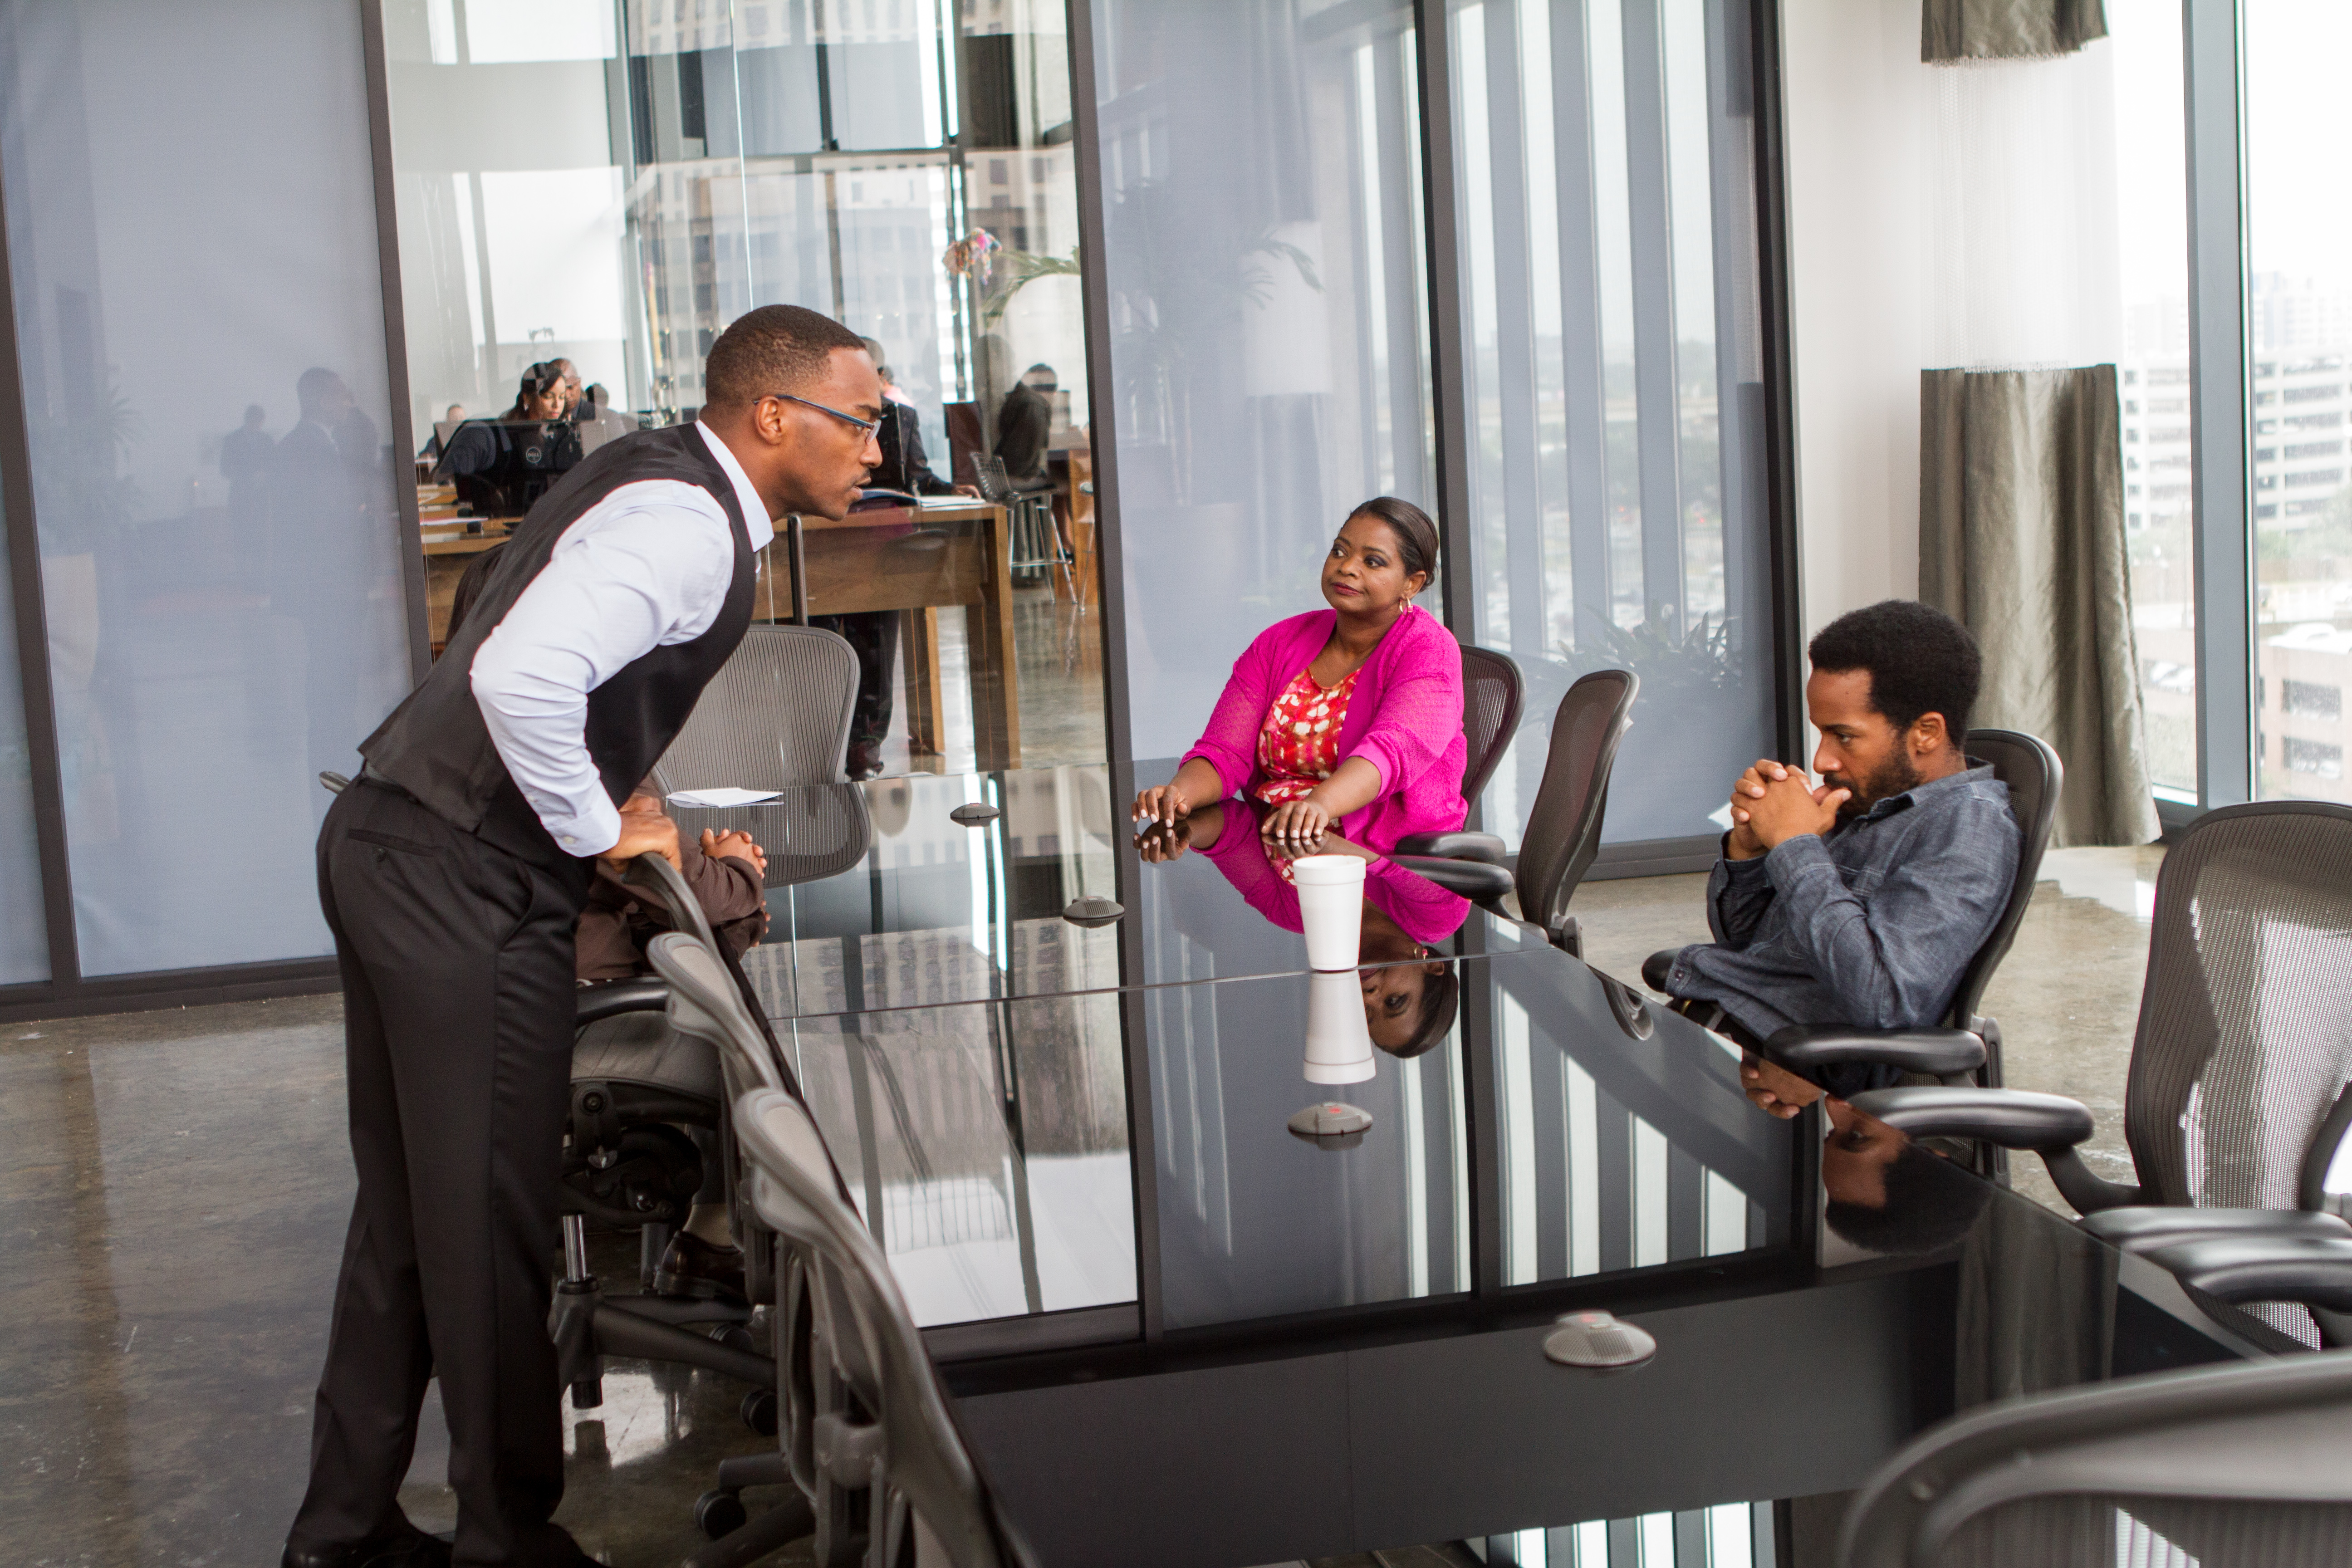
[
  {"x1": 653, "y1": 622, "x2": 862, "y2": 791},
  {"x1": 1853, "y1": 801, "x2": 2352, "y2": 1343},
  {"x1": 1391, "y1": 642, "x2": 1525, "y2": 867},
  {"x1": 971, "y1": 454, "x2": 1071, "y2": 599},
  {"x1": 551, "y1": 855, "x2": 786, "y2": 1421},
  {"x1": 1391, "y1": 667, "x2": 1637, "y2": 957},
  {"x1": 1653, "y1": 729, "x2": 2065, "y2": 1091},
  {"x1": 735, "y1": 1086, "x2": 1039, "y2": 1568},
  {"x1": 571, "y1": 623, "x2": 866, "y2": 1272},
  {"x1": 1839, "y1": 1349, "x2": 2352, "y2": 1567}
]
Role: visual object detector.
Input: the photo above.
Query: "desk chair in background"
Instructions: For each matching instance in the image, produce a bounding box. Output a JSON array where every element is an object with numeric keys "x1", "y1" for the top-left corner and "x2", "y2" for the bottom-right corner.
[
  {"x1": 1840, "y1": 1349, "x2": 2352, "y2": 1567},
  {"x1": 1392, "y1": 667, "x2": 1637, "y2": 959},
  {"x1": 1853, "y1": 800, "x2": 2352, "y2": 1346},
  {"x1": 1647, "y1": 729, "x2": 2065, "y2": 1098},
  {"x1": 971, "y1": 455, "x2": 1073, "y2": 602}
]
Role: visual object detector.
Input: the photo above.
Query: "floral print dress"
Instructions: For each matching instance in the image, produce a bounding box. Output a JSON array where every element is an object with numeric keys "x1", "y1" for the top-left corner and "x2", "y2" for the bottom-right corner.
[{"x1": 1252, "y1": 668, "x2": 1358, "y2": 882}]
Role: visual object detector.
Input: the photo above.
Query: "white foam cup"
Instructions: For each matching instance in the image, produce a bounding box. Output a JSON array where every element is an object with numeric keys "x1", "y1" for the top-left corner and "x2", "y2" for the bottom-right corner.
[
  {"x1": 1290, "y1": 854, "x2": 1367, "y2": 971},
  {"x1": 1303, "y1": 967, "x2": 1377, "y2": 1084}
]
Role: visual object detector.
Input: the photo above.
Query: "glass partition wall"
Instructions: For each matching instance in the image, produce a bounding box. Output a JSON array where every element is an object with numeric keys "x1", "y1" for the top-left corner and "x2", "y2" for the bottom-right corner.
[{"x1": 382, "y1": 0, "x2": 1108, "y2": 778}]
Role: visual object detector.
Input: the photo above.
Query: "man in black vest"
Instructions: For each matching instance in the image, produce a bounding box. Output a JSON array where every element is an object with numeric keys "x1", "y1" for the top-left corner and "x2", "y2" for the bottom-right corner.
[{"x1": 282, "y1": 306, "x2": 882, "y2": 1568}]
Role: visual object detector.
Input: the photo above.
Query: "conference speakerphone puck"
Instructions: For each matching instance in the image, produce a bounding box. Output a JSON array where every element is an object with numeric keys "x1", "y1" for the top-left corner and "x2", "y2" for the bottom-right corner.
[
  {"x1": 1542, "y1": 1310, "x2": 1657, "y2": 1371},
  {"x1": 1288, "y1": 1102, "x2": 1373, "y2": 1148}
]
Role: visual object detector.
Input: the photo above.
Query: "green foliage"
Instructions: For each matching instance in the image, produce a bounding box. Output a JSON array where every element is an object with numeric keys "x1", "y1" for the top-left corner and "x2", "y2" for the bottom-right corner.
[
  {"x1": 1584, "y1": 610, "x2": 1740, "y2": 698},
  {"x1": 979, "y1": 245, "x2": 1083, "y2": 325},
  {"x1": 28, "y1": 379, "x2": 142, "y2": 552}
]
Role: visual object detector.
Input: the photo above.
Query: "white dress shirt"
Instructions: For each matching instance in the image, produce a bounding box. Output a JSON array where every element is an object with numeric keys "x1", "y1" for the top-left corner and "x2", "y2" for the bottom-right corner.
[{"x1": 468, "y1": 422, "x2": 774, "y2": 858}]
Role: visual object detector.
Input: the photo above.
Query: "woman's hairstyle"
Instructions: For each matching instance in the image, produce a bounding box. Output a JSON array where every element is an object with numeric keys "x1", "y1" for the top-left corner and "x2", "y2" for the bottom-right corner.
[
  {"x1": 1348, "y1": 496, "x2": 1440, "y2": 588},
  {"x1": 1382, "y1": 958, "x2": 1460, "y2": 1060},
  {"x1": 507, "y1": 363, "x2": 565, "y2": 418}
]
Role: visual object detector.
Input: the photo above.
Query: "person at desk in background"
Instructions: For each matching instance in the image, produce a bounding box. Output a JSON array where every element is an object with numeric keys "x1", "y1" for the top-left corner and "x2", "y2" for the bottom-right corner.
[
  {"x1": 993, "y1": 362, "x2": 1056, "y2": 490},
  {"x1": 1133, "y1": 496, "x2": 1467, "y2": 858},
  {"x1": 859, "y1": 337, "x2": 979, "y2": 500},
  {"x1": 417, "y1": 402, "x2": 466, "y2": 461},
  {"x1": 815, "y1": 339, "x2": 982, "y2": 780},
  {"x1": 1650, "y1": 600, "x2": 2021, "y2": 1099},
  {"x1": 551, "y1": 357, "x2": 583, "y2": 421},
  {"x1": 436, "y1": 363, "x2": 576, "y2": 515},
  {"x1": 1137, "y1": 798, "x2": 1465, "y2": 1058}
]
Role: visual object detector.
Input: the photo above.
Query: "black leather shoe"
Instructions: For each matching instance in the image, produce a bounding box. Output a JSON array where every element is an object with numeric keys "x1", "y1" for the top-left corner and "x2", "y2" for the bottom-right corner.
[
  {"x1": 654, "y1": 1230, "x2": 748, "y2": 1303},
  {"x1": 846, "y1": 739, "x2": 883, "y2": 780},
  {"x1": 283, "y1": 1524, "x2": 452, "y2": 1568}
]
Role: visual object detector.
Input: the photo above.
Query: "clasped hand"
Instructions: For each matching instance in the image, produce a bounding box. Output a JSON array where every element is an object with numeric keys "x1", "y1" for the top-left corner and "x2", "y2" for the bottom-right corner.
[{"x1": 1725, "y1": 758, "x2": 1847, "y2": 859}]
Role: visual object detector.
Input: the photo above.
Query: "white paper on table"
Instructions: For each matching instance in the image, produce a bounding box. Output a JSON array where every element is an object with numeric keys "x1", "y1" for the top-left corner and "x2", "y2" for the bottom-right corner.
[
  {"x1": 1706, "y1": 802, "x2": 1736, "y2": 831},
  {"x1": 666, "y1": 787, "x2": 783, "y2": 808}
]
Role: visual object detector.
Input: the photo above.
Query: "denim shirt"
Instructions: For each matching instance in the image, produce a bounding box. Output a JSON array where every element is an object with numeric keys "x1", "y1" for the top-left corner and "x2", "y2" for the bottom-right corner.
[{"x1": 1666, "y1": 763, "x2": 2020, "y2": 1041}]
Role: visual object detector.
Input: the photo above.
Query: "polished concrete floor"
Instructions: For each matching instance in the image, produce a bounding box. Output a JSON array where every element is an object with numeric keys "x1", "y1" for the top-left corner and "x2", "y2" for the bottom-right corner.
[{"x1": 0, "y1": 850, "x2": 2159, "y2": 1564}]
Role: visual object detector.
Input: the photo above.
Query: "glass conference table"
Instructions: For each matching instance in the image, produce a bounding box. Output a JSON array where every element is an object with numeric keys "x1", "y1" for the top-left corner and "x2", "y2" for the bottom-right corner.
[
  {"x1": 661, "y1": 764, "x2": 2284, "y2": 1561},
  {"x1": 670, "y1": 762, "x2": 1779, "y2": 1343}
]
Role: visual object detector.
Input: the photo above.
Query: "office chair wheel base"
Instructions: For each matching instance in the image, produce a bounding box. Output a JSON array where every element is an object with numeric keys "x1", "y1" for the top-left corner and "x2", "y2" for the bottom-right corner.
[
  {"x1": 696, "y1": 1489, "x2": 748, "y2": 1541},
  {"x1": 714, "y1": 1323, "x2": 758, "y2": 1356},
  {"x1": 740, "y1": 1386, "x2": 779, "y2": 1436},
  {"x1": 569, "y1": 1377, "x2": 603, "y2": 1410}
]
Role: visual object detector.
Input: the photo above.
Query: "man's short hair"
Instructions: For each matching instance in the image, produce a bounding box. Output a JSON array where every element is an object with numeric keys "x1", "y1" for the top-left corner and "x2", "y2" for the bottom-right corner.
[
  {"x1": 1808, "y1": 600, "x2": 1983, "y2": 744},
  {"x1": 1823, "y1": 1140, "x2": 1992, "y2": 1256},
  {"x1": 704, "y1": 304, "x2": 867, "y2": 409}
]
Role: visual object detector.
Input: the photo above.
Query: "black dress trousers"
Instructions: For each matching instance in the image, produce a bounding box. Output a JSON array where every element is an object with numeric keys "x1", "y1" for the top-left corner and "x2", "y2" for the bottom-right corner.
[{"x1": 289, "y1": 779, "x2": 588, "y2": 1566}]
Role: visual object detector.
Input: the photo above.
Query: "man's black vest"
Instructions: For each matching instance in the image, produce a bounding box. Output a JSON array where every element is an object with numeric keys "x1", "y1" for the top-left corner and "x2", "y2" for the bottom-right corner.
[{"x1": 360, "y1": 423, "x2": 757, "y2": 880}]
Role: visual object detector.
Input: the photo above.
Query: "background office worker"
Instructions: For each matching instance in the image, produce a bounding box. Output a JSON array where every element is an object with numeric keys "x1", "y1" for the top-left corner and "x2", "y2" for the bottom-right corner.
[{"x1": 283, "y1": 305, "x2": 880, "y2": 1568}]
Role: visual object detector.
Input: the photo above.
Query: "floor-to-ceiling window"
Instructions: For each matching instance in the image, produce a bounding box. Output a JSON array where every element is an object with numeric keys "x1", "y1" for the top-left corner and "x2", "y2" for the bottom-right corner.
[
  {"x1": 2117, "y1": 0, "x2": 2352, "y2": 816},
  {"x1": 2245, "y1": 0, "x2": 2352, "y2": 804}
]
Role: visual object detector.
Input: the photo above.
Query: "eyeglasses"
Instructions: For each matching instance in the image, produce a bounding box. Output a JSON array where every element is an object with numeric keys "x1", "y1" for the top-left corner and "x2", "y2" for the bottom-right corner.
[{"x1": 774, "y1": 392, "x2": 881, "y2": 436}]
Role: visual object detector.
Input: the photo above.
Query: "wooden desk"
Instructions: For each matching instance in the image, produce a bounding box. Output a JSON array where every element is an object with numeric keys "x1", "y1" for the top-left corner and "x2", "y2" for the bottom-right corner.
[
  {"x1": 767, "y1": 501, "x2": 1020, "y2": 771},
  {"x1": 415, "y1": 499, "x2": 1022, "y2": 772}
]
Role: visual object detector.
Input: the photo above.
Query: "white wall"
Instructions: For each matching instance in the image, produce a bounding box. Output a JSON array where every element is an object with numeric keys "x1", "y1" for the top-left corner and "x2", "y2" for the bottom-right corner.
[{"x1": 1779, "y1": 0, "x2": 1934, "y2": 640}]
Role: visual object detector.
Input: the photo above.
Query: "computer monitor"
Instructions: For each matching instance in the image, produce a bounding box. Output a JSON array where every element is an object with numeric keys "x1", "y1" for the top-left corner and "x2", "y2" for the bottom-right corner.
[{"x1": 433, "y1": 417, "x2": 582, "y2": 518}]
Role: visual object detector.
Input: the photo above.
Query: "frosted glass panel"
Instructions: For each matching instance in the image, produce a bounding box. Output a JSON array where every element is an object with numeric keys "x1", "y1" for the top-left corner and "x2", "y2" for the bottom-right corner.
[
  {"x1": 1088, "y1": 0, "x2": 1435, "y2": 760},
  {"x1": 0, "y1": 0, "x2": 409, "y2": 974}
]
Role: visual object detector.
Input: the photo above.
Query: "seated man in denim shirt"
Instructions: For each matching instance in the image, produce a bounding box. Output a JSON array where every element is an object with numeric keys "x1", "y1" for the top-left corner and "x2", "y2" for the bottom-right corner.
[{"x1": 1653, "y1": 601, "x2": 2020, "y2": 1098}]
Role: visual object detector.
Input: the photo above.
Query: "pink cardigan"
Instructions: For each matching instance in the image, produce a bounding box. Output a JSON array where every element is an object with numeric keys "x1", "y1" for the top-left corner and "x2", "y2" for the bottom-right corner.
[{"x1": 1181, "y1": 604, "x2": 1467, "y2": 854}]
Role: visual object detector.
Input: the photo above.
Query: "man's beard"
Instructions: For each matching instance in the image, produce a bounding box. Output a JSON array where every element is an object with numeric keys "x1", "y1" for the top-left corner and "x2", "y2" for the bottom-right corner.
[{"x1": 1824, "y1": 749, "x2": 1925, "y2": 816}]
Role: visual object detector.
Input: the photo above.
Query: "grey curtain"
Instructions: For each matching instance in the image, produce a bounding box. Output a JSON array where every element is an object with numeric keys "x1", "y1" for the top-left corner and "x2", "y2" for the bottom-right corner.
[
  {"x1": 1921, "y1": 365, "x2": 2160, "y2": 848},
  {"x1": 1923, "y1": 0, "x2": 2107, "y2": 63}
]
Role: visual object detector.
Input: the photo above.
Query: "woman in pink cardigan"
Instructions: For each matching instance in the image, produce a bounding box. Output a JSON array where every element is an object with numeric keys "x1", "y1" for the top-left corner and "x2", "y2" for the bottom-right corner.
[{"x1": 1132, "y1": 496, "x2": 1468, "y2": 855}]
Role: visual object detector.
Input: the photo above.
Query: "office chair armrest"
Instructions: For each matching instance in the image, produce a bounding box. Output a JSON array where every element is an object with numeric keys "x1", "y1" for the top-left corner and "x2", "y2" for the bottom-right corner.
[
  {"x1": 2082, "y1": 1206, "x2": 2352, "y2": 1254},
  {"x1": 1847, "y1": 1086, "x2": 2093, "y2": 1150},
  {"x1": 1761, "y1": 1024, "x2": 1986, "y2": 1079},
  {"x1": 2141, "y1": 1235, "x2": 2352, "y2": 1315},
  {"x1": 576, "y1": 976, "x2": 671, "y2": 1025},
  {"x1": 1388, "y1": 856, "x2": 1515, "y2": 903},
  {"x1": 1390, "y1": 831, "x2": 1509, "y2": 864},
  {"x1": 1847, "y1": 1087, "x2": 2141, "y2": 1213}
]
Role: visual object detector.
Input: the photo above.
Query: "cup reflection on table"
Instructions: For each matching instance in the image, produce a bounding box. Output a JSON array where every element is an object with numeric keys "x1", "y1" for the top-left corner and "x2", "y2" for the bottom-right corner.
[
  {"x1": 1740, "y1": 1051, "x2": 1989, "y2": 1256},
  {"x1": 1133, "y1": 804, "x2": 1459, "y2": 1058}
]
